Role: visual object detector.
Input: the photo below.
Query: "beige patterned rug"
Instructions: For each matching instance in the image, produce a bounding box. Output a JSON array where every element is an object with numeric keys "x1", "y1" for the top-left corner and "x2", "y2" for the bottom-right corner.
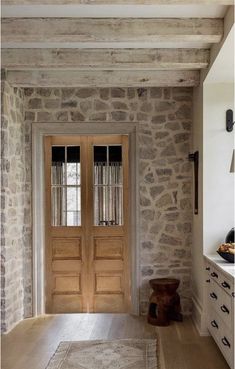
[{"x1": 46, "y1": 339, "x2": 159, "y2": 369}]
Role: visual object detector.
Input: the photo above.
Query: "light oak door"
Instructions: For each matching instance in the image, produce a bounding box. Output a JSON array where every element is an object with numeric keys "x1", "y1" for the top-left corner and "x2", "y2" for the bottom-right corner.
[{"x1": 44, "y1": 135, "x2": 130, "y2": 313}]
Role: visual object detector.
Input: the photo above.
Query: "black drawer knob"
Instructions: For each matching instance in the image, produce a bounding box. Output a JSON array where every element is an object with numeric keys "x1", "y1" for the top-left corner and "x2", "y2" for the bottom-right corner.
[
  {"x1": 206, "y1": 279, "x2": 210, "y2": 283},
  {"x1": 211, "y1": 272, "x2": 218, "y2": 278},
  {"x1": 206, "y1": 267, "x2": 210, "y2": 271},
  {"x1": 211, "y1": 320, "x2": 218, "y2": 328},
  {"x1": 221, "y1": 281, "x2": 230, "y2": 289},
  {"x1": 210, "y1": 292, "x2": 217, "y2": 299},
  {"x1": 221, "y1": 337, "x2": 230, "y2": 348},
  {"x1": 220, "y1": 305, "x2": 229, "y2": 314}
]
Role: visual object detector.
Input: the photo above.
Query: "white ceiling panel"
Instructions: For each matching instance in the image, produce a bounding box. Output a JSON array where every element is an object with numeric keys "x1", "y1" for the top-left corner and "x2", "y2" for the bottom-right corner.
[
  {"x1": 206, "y1": 25, "x2": 234, "y2": 83},
  {"x1": 2, "y1": 4, "x2": 227, "y2": 18}
]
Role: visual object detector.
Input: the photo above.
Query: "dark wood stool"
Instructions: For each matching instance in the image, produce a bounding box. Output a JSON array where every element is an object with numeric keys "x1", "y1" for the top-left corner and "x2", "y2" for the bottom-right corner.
[{"x1": 147, "y1": 278, "x2": 183, "y2": 326}]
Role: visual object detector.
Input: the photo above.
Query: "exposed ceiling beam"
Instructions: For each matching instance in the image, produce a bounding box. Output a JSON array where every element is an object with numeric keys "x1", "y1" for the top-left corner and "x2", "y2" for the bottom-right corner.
[
  {"x1": 2, "y1": 48, "x2": 210, "y2": 70},
  {"x1": 3, "y1": 69, "x2": 200, "y2": 87},
  {"x1": 2, "y1": 18, "x2": 223, "y2": 44},
  {"x1": 2, "y1": 0, "x2": 234, "y2": 4}
]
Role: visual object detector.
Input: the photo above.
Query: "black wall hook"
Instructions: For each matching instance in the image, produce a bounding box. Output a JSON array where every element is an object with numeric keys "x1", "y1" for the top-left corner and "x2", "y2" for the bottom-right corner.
[
  {"x1": 188, "y1": 151, "x2": 199, "y2": 215},
  {"x1": 226, "y1": 109, "x2": 235, "y2": 132},
  {"x1": 188, "y1": 151, "x2": 199, "y2": 162}
]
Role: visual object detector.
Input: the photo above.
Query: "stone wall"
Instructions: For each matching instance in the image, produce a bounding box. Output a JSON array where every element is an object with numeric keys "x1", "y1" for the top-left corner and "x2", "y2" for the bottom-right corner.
[
  {"x1": 1, "y1": 82, "x2": 32, "y2": 333},
  {"x1": 1, "y1": 85, "x2": 193, "y2": 333},
  {"x1": 24, "y1": 86, "x2": 193, "y2": 315}
]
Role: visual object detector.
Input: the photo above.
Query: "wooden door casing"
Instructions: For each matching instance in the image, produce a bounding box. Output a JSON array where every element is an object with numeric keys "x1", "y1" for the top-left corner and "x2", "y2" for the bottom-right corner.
[{"x1": 44, "y1": 135, "x2": 130, "y2": 314}]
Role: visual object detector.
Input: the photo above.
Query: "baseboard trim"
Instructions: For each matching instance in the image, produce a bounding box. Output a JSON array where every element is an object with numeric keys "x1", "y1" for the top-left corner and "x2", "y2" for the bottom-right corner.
[
  {"x1": 2, "y1": 318, "x2": 22, "y2": 335},
  {"x1": 192, "y1": 294, "x2": 209, "y2": 336}
]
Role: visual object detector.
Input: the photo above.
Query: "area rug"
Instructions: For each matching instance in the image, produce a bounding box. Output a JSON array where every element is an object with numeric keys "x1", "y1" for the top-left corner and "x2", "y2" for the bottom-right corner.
[{"x1": 46, "y1": 339, "x2": 159, "y2": 369}]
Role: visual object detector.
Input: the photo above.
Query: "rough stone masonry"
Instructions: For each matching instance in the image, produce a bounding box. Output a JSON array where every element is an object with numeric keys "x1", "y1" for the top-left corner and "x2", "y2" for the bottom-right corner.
[{"x1": 1, "y1": 85, "x2": 193, "y2": 332}]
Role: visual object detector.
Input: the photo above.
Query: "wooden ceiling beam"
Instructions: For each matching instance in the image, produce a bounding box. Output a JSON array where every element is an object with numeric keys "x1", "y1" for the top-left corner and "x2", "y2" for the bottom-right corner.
[
  {"x1": 2, "y1": 0, "x2": 234, "y2": 4},
  {"x1": 4, "y1": 69, "x2": 200, "y2": 87},
  {"x1": 2, "y1": 18, "x2": 223, "y2": 44},
  {"x1": 2, "y1": 48, "x2": 210, "y2": 70}
]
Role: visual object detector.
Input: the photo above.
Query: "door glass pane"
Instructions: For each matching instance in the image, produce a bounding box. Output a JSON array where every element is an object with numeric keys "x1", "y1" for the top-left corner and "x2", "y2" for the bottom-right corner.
[
  {"x1": 67, "y1": 187, "x2": 81, "y2": 226},
  {"x1": 94, "y1": 186, "x2": 123, "y2": 226},
  {"x1": 94, "y1": 146, "x2": 108, "y2": 185},
  {"x1": 109, "y1": 163, "x2": 123, "y2": 186},
  {"x1": 109, "y1": 146, "x2": 122, "y2": 162},
  {"x1": 51, "y1": 145, "x2": 81, "y2": 226},
  {"x1": 93, "y1": 145, "x2": 123, "y2": 226},
  {"x1": 108, "y1": 186, "x2": 123, "y2": 225},
  {"x1": 94, "y1": 186, "x2": 109, "y2": 226},
  {"x1": 109, "y1": 146, "x2": 123, "y2": 185},
  {"x1": 51, "y1": 146, "x2": 65, "y2": 185},
  {"x1": 51, "y1": 186, "x2": 66, "y2": 226},
  {"x1": 67, "y1": 187, "x2": 80, "y2": 211},
  {"x1": 67, "y1": 146, "x2": 80, "y2": 185}
]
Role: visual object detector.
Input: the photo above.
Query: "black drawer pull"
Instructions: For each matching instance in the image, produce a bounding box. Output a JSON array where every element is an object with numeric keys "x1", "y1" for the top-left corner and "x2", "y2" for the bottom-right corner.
[
  {"x1": 220, "y1": 305, "x2": 229, "y2": 314},
  {"x1": 232, "y1": 292, "x2": 235, "y2": 298},
  {"x1": 206, "y1": 267, "x2": 210, "y2": 271},
  {"x1": 221, "y1": 337, "x2": 230, "y2": 348},
  {"x1": 211, "y1": 320, "x2": 218, "y2": 328},
  {"x1": 206, "y1": 279, "x2": 210, "y2": 283},
  {"x1": 211, "y1": 272, "x2": 218, "y2": 278},
  {"x1": 221, "y1": 281, "x2": 230, "y2": 289},
  {"x1": 210, "y1": 292, "x2": 217, "y2": 299}
]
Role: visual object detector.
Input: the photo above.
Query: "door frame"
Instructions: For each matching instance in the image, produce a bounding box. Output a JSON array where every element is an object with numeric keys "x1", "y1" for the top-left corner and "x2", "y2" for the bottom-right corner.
[{"x1": 32, "y1": 122, "x2": 140, "y2": 316}]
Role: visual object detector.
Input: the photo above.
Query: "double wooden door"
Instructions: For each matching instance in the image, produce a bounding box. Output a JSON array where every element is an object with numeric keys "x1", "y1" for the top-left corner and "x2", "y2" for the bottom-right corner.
[{"x1": 44, "y1": 135, "x2": 130, "y2": 314}]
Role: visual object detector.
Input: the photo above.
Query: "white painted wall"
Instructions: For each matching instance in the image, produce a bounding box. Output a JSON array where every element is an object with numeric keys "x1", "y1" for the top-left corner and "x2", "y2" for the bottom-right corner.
[
  {"x1": 192, "y1": 82, "x2": 234, "y2": 335},
  {"x1": 203, "y1": 23, "x2": 234, "y2": 254},
  {"x1": 192, "y1": 83, "x2": 205, "y2": 333},
  {"x1": 203, "y1": 83, "x2": 235, "y2": 254},
  {"x1": 191, "y1": 17, "x2": 234, "y2": 335}
]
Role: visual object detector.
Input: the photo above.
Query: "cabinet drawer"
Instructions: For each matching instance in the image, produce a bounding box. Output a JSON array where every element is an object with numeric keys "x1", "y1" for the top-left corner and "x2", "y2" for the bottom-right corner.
[
  {"x1": 205, "y1": 257, "x2": 234, "y2": 369},
  {"x1": 208, "y1": 279, "x2": 232, "y2": 329},
  {"x1": 208, "y1": 309, "x2": 233, "y2": 368},
  {"x1": 218, "y1": 273, "x2": 235, "y2": 298},
  {"x1": 207, "y1": 263, "x2": 234, "y2": 298}
]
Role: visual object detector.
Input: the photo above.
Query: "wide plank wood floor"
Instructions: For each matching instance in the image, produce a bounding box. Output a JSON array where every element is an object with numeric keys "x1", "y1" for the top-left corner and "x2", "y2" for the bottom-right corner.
[{"x1": 1, "y1": 314, "x2": 229, "y2": 369}]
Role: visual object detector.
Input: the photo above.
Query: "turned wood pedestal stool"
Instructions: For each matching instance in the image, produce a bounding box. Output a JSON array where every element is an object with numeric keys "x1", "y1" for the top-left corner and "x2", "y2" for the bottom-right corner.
[{"x1": 147, "y1": 278, "x2": 183, "y2": 326}]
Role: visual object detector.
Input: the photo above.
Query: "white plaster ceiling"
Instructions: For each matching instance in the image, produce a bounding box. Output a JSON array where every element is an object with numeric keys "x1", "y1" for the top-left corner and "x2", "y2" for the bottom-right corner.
[{"x1": 2, "y1": 4, "x2": 227, "y2": 18}]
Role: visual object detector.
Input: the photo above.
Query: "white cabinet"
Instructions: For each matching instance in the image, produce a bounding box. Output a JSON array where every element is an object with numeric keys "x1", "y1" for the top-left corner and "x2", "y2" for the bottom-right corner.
[{"x1": 205, "y1": 256, "x2": 234, "y2": 369}]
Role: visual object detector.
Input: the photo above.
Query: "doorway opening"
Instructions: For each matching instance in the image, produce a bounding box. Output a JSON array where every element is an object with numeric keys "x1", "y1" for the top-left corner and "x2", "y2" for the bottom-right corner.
[
  {"x1": 32, "y1": 122, "x2": 139, "y2": 316},
  {"x1": 44, "y1": 135, "x2": 130, "y2": 313}
]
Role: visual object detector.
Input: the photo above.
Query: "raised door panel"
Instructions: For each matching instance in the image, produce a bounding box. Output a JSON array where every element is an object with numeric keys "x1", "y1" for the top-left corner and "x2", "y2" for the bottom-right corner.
[
  {"x1": 52, "y1": 260, "x2": 82, "y2": 273},
  {"x1": 92, "y1": 234, "x2": 126, "y2": 312},
  {"x1": 95, "y1": 273, "x2": 123, "y2": 293},
  {"x1": 94, "y1": 237, "x2": 123, "y2": 260},
  {"x1": 94, "y1": 294, "x2": 125, "y2": 313},
  {"x1": 51, "y1": 236, "x2": 83, "y2": 313},
  {"x1": 52, "y1": 238, "x2": 81, "y2": 259},
  {"x1": 53, "y1": 295, "x2": 82, "y2": 313},
  {"x1": 53, "y1": 275, "x2": 81, "y2": 294}
]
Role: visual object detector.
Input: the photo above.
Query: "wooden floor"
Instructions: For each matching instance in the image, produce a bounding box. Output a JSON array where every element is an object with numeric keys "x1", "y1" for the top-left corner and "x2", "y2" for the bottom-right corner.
[{"x1": 1, "y1": 314, "x2": 229, "y2": 369}]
